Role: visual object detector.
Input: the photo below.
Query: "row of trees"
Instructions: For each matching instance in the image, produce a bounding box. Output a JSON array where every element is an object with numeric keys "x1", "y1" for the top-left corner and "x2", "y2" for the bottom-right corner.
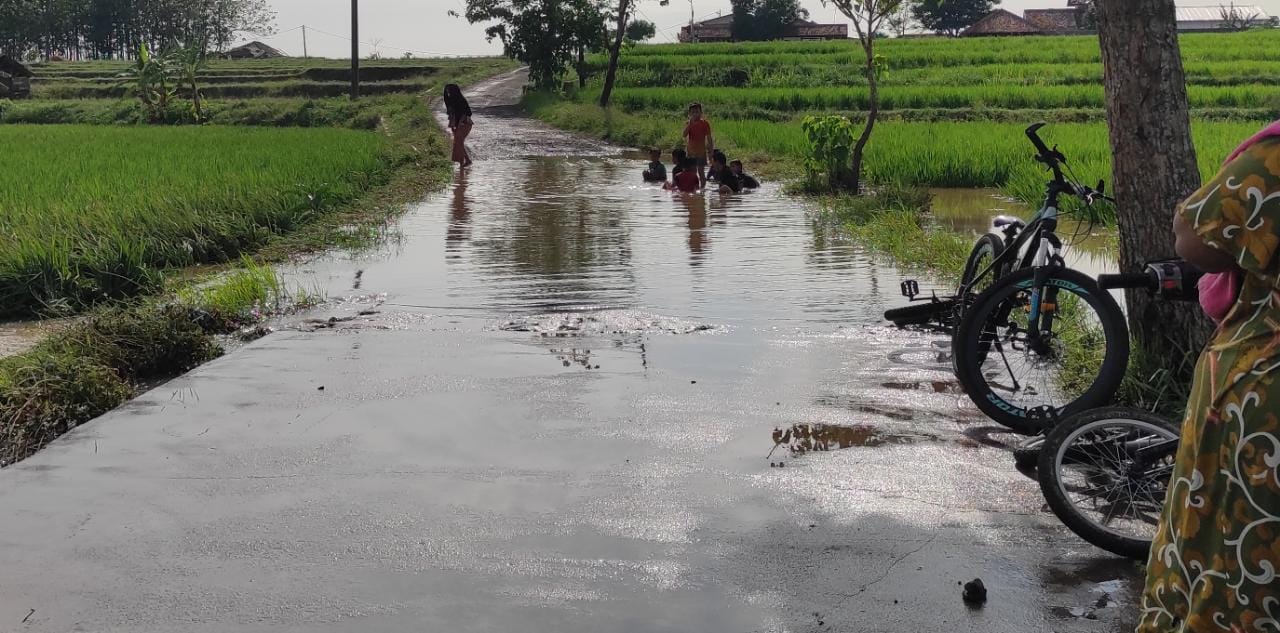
[
  {"x1": 456, "y1": 0, "x2": 658, "y2": 101},
  {"x1": 0, "y1": 0, "x2": 274, "y2": 61}
]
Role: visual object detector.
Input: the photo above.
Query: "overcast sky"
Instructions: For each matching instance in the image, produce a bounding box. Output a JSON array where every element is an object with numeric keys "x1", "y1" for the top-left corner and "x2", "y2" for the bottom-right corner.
[{"x1": 246, "y1": 0, "x2": 1280, "y2": 58}]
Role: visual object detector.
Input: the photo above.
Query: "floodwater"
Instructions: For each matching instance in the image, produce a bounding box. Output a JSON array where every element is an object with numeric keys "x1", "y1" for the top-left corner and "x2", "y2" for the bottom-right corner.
[
  {"x1": 0, "y1": 69, "x2": 1142, "y2": 632},
  {"x1": 930, "y1": 188, "x2": 1118, "y2": 279},
  {"x1": 303, "y1": 160, "x2": 901, "y2": 328}
]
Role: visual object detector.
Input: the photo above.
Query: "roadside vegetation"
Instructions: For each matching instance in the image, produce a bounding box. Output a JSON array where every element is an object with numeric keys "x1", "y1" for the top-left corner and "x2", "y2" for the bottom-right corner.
[{"x1": 0, "y1": 260, "x2": 314, "y2": 466}]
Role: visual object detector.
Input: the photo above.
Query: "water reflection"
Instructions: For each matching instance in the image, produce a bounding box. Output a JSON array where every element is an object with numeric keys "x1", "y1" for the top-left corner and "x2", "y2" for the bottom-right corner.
[
  {"x1": 770, "y1": 422, "x2": 940, "y2": 456},
  {"x1": 466, "y1": 158, "x2": 639, "y2": 311},
  {"x1": 447, "y1": 170, "x2": 472, "y2": 258}
]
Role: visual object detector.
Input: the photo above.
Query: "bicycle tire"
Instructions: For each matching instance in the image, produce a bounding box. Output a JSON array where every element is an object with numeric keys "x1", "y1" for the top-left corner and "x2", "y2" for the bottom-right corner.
[
  {"x1": 959, "y1": 232, "x2": 1008, "y2": 294},
  {"x1": 952, "y1": 267, "x2": 1129, "y2": 434},
  {"x1": 1037, "y1": 407, "x2": 1178, "y2": 559},
  {"x1": 884, "y1": 299, "x2": 959, "y2": 327}
]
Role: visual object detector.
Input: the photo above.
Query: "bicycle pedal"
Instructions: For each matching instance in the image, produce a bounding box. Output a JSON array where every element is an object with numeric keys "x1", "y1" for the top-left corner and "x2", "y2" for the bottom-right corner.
[{"x1": 901, "y1": 279, "x2": 920, "y2": 299}]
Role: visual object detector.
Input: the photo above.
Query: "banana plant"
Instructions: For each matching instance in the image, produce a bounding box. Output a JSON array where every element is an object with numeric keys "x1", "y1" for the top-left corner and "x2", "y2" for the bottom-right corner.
[
  {"x1": 174, "y1": 38, "x2": 209, "y2": 123},
  {"x1": 117, "y1": 43, "x2": 178, "y2": 123}
]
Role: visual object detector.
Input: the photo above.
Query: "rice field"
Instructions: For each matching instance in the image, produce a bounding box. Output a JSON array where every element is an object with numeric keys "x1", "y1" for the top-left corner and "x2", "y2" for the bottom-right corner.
[
  {"x1": 536, "y1": 29, "x2": 1280, "y2": 202},
  {"x1": 0, "y1": 125, "x2": 394, "y2": 318}
]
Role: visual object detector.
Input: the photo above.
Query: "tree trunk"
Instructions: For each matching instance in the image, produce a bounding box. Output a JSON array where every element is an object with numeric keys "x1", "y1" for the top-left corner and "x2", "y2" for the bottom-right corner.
[
  {"x1": 599, "y1": 0, "x2": 631, "y2": 108},
  {"x1": 577, "y1": 46, "x2": 587, "y2": 88},
  {"x1": 1095, "y1": 0, "x2": 1212, "y2": 362},
  {"x1": 848, "y1": 37, "x2": 877, "y2": 194}
]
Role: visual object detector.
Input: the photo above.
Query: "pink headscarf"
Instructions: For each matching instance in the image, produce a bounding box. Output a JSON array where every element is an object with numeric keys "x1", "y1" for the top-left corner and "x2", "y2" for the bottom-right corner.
[{"x1": 1199, "y1": 120, "x2": 1280, "y2": 324}]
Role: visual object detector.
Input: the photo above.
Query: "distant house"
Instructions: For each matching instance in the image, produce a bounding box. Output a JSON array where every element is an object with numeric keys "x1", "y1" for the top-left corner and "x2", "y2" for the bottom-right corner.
[
  {"x1": 223, "y1": 41, "x2": 287, "y2": 60},
  {"x1": 678, "y1": 15, "x2": 848, "y2": 42},
  {"x1": 961, "y1": 9, "x2": 1043, "y2": 37},
  {"x1": 1176, "y1": 5, "x2": 1273, "y2": 30},
  {"x1": 1024, "y1": 8, "x2": 1089, "y2": 34}
]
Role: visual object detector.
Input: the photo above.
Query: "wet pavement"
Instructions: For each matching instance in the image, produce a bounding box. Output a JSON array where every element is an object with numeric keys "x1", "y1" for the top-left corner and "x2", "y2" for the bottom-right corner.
[{"x1": 0, "y1": 69, "x2": 1142, "y2": 632}]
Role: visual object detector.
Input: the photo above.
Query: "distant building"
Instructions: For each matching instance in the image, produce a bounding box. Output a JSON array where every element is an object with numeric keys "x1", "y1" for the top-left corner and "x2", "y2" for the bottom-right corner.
[
  {"x1": 1024, "y1": 8, "x2": 1089, "y2": 34},
  {"x1": 1176, "y1": 5, "x2": 1273, "y2": 30},
  {"x1": 961, "y1": 9, "x2": 1044, "y2": 37},
  {"x1": 963, "y1": 3, "x2": 1274, "y2": 36},
  {"x1": 678, "y1": 15, "x2": 848, "y2": 42},
  {"x1": 223, "y1": 41, "x2": 287, "y2": 60}
]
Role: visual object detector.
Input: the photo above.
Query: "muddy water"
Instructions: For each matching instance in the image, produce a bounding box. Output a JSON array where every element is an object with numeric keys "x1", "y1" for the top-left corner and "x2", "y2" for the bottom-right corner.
[
  {"x1": 302, "y1": 158, "x2": 901, "y2": 328},
  {"x1": 0, "y1": 319, "x2": 55, "y2": 358},
  {"x1": 931, "y1": 188, "x2": 1118, "y2": 279}
]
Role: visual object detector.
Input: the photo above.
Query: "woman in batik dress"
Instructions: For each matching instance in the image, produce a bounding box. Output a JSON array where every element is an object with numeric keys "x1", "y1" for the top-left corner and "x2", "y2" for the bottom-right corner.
[{"x1": 1137, "y1": 125, "x2": 1280, "y2": 633}]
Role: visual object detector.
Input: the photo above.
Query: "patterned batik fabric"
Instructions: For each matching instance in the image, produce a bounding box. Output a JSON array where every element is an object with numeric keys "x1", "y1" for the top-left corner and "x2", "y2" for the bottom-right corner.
[{"x1": 1137, "y1": 138, "x2": 1280, "y2": 633}]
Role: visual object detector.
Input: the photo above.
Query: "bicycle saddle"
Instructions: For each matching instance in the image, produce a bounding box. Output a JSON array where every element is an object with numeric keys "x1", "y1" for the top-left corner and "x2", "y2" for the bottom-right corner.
[{"x1": 992, "y1": 215, "x2": 1024, "y2": 229}]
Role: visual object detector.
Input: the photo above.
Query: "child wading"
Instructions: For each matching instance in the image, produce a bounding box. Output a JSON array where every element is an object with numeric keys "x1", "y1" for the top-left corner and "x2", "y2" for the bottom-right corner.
[
  {"x1": 731, "y1": 160, "x2": 760, "y2": 189},
  {"x1": 643, "y1": 148, "x2": 667, "y2": 182},
  {"x1": 683, "y1": 102, "x2": 714, "y2": 188}
]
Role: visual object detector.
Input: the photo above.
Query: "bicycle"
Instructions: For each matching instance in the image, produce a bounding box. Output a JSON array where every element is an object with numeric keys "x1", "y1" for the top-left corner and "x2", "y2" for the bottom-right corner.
[
  {"x1": 884, "y1": 123, "x2": 1109, "y2": 333},
  {"x1": 944, "y1": 125, "x2": 1129, "y2": 435},
  {"x1": 1034, "y1": 260, "x2": 1202, "y2": 559}
]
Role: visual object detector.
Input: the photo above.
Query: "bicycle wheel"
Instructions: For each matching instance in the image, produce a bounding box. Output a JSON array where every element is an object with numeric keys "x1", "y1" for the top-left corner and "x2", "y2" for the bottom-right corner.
[
  {"x1": 959, "y1": 233, "x2": 1008, "y2": 296},
  {"x1": 952, "y1": 267, "x2": 1129, "y2": 434},
  {"x1": 1037, "y1": 407, "x2": 1178, "y2": 559}
]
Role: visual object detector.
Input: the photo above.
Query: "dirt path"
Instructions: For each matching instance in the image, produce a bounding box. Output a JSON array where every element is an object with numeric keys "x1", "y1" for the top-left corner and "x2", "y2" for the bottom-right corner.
[
  {"x1": 435, "y1": 68, "x2": 619, "y2": 159},
  {"x1": 0, "y1": 69, "x2": 1141, "y2": 633}
]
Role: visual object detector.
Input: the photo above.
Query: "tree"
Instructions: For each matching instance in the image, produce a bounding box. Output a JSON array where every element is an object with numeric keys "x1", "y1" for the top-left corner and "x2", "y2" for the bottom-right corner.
[
  {"x1": 459, "y1": 0, "x2": 577, "y2": 89},
  {"x1": 731, "y1": 0, "x2": 759, "y2": 40},
  {"x1": 886, "y1": 0, "x2": 916, "y2": 36},
  {"x1": 625, "y1": 18, "x2": 656, "y2": 42},
  {"x1": 565, "y1": 0, "x2": 609, "y2": 87},
  {"x1": 1095, "y1": 0, "x2": 1211, "y2": 373},
  {"x1": 912, "y1": 0, "x2": 996, "y2": 36},
  {"x1": 820, "y1": 0, "x2": 903, "y2": 193},
  {"x1": 1218, "y1": 2, "x2": 1263, "y2": 30},
  {"x1": 731, "y1": 0, "x2": 809, "y2": 41},
  {"x1": 598, "y1": 0, "x2": 668, "y2": 107}
]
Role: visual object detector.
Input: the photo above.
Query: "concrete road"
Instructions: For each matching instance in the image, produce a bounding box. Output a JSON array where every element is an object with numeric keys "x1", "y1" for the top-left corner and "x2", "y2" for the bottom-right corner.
[{"x1": 0, "y1": 70, "x2": 1141, "y2": 633}]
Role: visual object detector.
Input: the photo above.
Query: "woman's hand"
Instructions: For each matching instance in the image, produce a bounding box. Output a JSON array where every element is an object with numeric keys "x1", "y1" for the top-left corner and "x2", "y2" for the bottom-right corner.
[{"x1": 1174, "y1": 212, "x2": 1237, "y2": 273}]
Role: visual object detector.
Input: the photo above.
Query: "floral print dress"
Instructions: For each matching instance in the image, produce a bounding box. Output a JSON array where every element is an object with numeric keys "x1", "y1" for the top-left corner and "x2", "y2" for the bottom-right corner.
[{"x1": 1137, "y1": 138, "x2": 1280, "y2": 633}]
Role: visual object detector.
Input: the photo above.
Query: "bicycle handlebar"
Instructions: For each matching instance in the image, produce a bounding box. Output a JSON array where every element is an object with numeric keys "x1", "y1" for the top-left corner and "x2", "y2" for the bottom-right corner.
[
  {"x1": 1097, "y1": 260, "x2": 1204, "y2": 301},
  {"x1": 1098, "y1": 273, "x2": 1154, "y2": 290}
]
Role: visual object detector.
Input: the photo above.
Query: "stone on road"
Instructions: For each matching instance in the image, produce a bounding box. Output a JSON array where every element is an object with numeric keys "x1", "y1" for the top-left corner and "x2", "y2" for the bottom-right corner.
[{"x1": 0, "y1": 70, "x2": 1140, "y2": 632}]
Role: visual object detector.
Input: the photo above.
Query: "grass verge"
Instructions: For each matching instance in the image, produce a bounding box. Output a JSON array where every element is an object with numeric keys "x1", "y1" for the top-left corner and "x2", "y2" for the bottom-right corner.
[{"x1": 0, "y1": 260, "x2": 311, "y2": 466}]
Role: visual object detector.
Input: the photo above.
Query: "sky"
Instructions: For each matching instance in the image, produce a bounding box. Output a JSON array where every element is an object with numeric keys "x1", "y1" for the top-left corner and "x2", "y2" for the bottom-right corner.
[{"x1": 245, "y1": 0, "x2": 1280, "y2": 58}]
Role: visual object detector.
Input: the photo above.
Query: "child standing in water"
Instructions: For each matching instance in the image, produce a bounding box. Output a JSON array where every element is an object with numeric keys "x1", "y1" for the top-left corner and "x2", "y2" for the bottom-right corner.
[
  {"x1": 683, "y1": 103, "x2": 714, "y2": 188},
  {"x1": 643, "y1": 148, "x2": 667, "y2": 182}
]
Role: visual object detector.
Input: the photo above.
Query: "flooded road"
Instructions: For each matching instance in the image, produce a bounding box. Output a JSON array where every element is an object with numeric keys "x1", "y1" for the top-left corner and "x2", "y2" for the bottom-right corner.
[{"x1": 0, "y1": 69, "x2": 1141, "y2": 632}]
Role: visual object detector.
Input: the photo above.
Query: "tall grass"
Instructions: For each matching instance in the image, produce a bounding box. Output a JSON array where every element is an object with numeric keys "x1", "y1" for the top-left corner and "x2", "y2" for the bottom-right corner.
[{"x1": 0, "y1": 125, "x2": 395, "y2": 317}]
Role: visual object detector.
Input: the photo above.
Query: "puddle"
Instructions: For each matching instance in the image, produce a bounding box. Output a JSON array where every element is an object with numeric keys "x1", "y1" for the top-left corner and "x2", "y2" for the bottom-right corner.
[
  {"x1": 930, "y1": 188, "x2": 1117, "y2": 279},
  {"x1": 0, "y1": 319, "x2": 63, "y2": 358},
  {"x1": 881, "y1": 380, "x2": 963, "y2": 394},
  {"x1": 499, "y1": 311, "x2": 717, "y2": 337},
  {"x1": 771, "y1": 422, "x2": 940, "y2": 456}
]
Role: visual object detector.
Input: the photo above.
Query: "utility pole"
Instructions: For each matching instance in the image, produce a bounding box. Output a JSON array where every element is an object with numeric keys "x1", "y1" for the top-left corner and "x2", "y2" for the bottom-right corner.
[
  {"x1": 301, "y1": 25, "x2": 308, "y2": 59},
  {"x1": 688, "y1": 0, "x2": 697, "y2": 43},
  {"x1": 350, "y1": 0, "x2": 360, "y2": 99}
]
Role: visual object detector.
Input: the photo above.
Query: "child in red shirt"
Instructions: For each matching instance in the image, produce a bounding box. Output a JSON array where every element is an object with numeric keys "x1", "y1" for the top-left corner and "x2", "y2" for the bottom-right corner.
[
  {"x1": 666, "y1": 157, "x2": 701, "y2": 192},
  {"x1": 683, "y1": 102, "x2": 714, "y2": 188}
]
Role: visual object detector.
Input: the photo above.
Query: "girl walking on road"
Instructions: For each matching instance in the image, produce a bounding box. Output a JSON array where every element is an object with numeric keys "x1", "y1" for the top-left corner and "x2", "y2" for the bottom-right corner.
[
  {"x1": 1137, "y1": 121, "x2": 1280, "y2": 633},
  {"x1": 444, "y1": 83, "x2": 473, "y2": 168}
]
